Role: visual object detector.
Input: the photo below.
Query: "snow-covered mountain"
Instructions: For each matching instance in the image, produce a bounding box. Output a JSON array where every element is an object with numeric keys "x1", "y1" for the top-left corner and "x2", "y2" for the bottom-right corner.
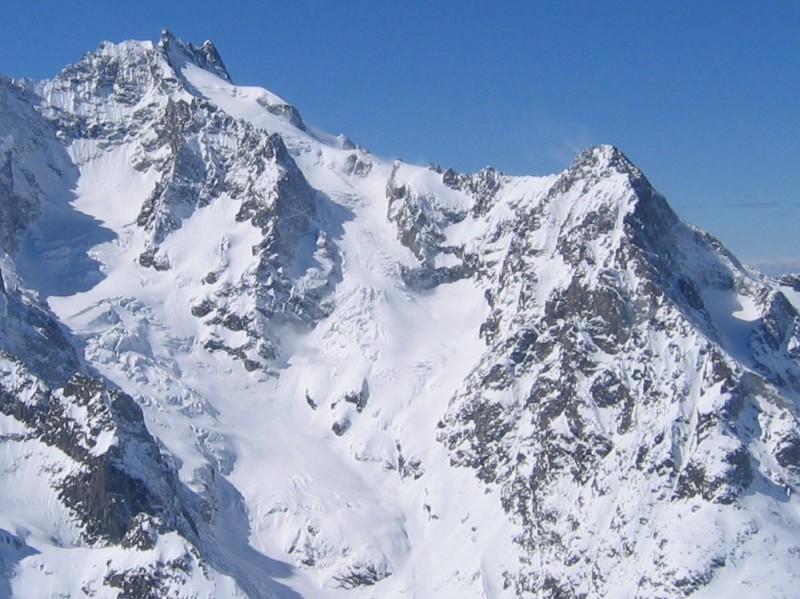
[{"x1": 1, "y1": 31, "x2": 799, "y2": 598}]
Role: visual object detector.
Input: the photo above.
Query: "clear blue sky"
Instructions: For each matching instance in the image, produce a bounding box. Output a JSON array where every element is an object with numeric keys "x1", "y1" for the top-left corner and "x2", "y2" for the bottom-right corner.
[{"x1": 1, "y1": 1, "x2": 798, "y2": 273}]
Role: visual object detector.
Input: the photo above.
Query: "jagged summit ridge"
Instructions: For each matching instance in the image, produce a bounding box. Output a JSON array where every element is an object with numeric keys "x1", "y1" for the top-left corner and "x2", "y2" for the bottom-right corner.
[
  {"x1": 35, "y1": 30, "x2": 304, "y2": 142},
  {"x1": 0, "y1": 32, "x2": 798, "y2": 598},
  {"x1": 158, "y1": 28, "x2": 232, "y2": 83}
]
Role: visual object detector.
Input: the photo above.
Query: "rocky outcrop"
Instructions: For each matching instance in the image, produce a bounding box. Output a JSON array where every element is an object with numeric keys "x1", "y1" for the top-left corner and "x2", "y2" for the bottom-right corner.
[{"x1": 437, "y1": 146, "x2": 800, "y2": 597}]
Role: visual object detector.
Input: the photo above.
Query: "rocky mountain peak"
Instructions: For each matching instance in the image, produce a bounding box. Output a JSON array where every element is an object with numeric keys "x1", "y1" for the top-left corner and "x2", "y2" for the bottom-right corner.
[
  {"x1": 575, "y1": 143, "x2": 632, "y2": 169},
  {"x1": 0, "y1": 33, "x2": 798, "y2": 599},
  {"x1": 37, "y1": 31, "x2": 233, "y2": 127},
  {"x1": 554, "y1": 144, "x2": 650, "y2": 197},
  {"x1": 158, "y1": 28, "x2": 232, "y2": 83}
]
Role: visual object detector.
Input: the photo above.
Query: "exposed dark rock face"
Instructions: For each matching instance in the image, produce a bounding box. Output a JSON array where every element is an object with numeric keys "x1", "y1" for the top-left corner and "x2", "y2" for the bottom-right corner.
[
  {"x1": 0, "y1": 364, "x2": 197, "y2": 544},
  {"x1": 158, "y1": 29, "x2": 232, "y2": 84},
  {"x1": 33, "y1": 37, "x2": 339, "y2": 374},
  {"x1": 778, "y1": 273, "x2": 800, "y2": 291},
  {"x1": 442, "y1": 165, "x2": 505, "y2": 218},
  {"x1": 343, "y1": 379, "x2": 369, "y2": 413},
  {"x1": 386, "y1": 164, "x2": 452, "y2": 268},
  {"x1": 332, "y1": 560, "x2": 392, "y2": 589},
  {"x1": 104, "y1": 555, "x2": 194, "y2": 599},
  {"x1": 0, "y1": 277, "x2": 235, "y2": 595},
  {"x1": 436, "y1": 146, "x2": 800, "y2": 596},
  {"x1": 387, "y1": 163, "x2": 494, "y2": 292}
]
